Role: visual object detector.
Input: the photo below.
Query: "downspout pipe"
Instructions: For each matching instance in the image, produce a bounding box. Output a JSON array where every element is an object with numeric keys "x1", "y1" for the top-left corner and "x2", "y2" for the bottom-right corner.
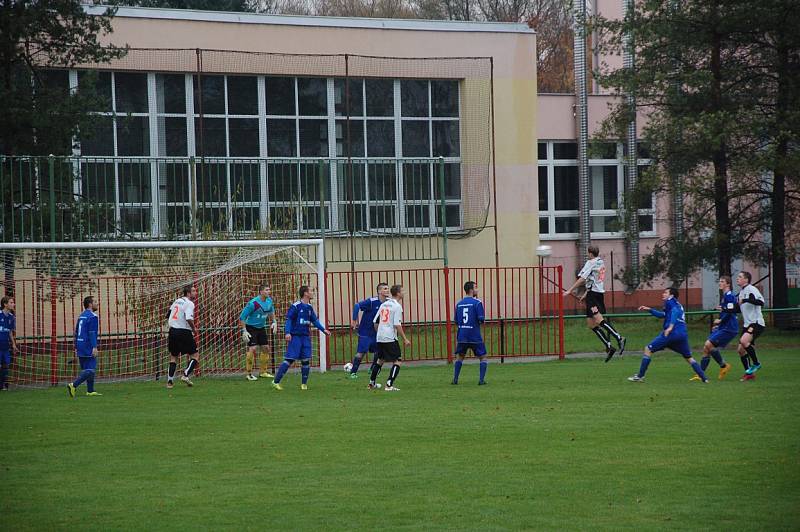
[
  {"x1": 623, "y1": 0, "x2": 640, "y2": 289},
  {"x1": 573, "y1": 0, "x2": 590, "y2": 263}
]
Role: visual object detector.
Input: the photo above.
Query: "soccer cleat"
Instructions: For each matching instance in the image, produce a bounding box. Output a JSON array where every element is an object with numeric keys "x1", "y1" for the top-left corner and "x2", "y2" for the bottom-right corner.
[
  {"x1": 689, "y1": 375, "x2": 702, "y2": 382},
  {"x1": 259, "y1": 372, "x2": 274, "y2": 379},
  {"x1": 86, "y1": 391, "x2": 103, "y2": 396},
  {"x1": 745, "y1": 363, "x2": 761, "y2": 375},
  {"x1": 272, "y1": 382, "x2": 283, "y2": 391},
  {"x1": 627, "y1": 374, "x2": 644, "y2": 382},
  {"x1": 451, "y1": 380, "x2": 458, "y2": 385},
  {"x1": 368, "y1": 382, "x2": 382, "y2": 390},
  {"x1": 384, "y1": 385, "x2": 400, "y2": 391},
  {"x1": 166, "y1": 380, "x2": 174, "y2": 389},
  {"x1": 180, "y1": 375, "x2": 193, "y2": 387},
  {"x1": 349, "y1": 372, "x2": 359, "y2": 379},
  {"x1": 618, "y1": 337, "x2": 627, "y2": 356},
  {"x1": 301, "y1": 384, "x2": 308, "y2": 390},
  {"x1": 719, "y1": 363, "x2": 732, "y2": 380},
  {"x1": 604, "y1": 346, "x2": 617, "y2": 363},
  {"x1": 478, "y1": 381, "x2": 487, "y2": 386},
  {"x1": 67, "y1": 383, "x2": 76, "y2": 399},
  {"x1": 740, "y1": 373, "x2": 756, "y2": 382},
  {"x1": 246, "y1": 374, "x2": 258, "y2": 381}
]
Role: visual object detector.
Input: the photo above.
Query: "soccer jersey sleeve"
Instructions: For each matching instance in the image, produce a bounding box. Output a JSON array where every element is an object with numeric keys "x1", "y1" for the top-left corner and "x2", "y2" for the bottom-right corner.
[
  {"x1": 185, "y1": 300, "x2": 195, "y2": 321},
  {"x1": 88, "y1": 314, "x2": 99, "y2": 349},
  {"x1": 392, "y1": 305, "x2": 403, "y2": 326},
  {"x1": 285, "y1": 304, "x2": 297, "y2": 334},
  {"x1": 310, "y1": 308, "x2": 325, "y2": 332},
  {"x1": 648, "y1": 308, "x2": 665, "y2": 319},
  {"x1": 578, "y1": 260, "x2": 592, "y2": 279},
  {"x1": 476, "y1": 301, "x2": 485, "y2": 324},
  {"x1": 239, "y1": 300, "x2": 255, "y2": 322}
]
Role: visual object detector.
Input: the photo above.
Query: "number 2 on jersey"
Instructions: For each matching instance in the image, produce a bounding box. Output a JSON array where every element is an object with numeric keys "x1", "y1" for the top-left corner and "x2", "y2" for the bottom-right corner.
[{"x1": 171, "y1": 306, "x2": 180, "y2": 320}]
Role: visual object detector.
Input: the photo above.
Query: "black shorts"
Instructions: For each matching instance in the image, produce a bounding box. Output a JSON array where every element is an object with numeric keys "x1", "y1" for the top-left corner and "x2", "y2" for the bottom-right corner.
[
  {"x1": 376, "y1": 340, "x2": 402, "y2": 362},
  {"x1": 168, "y1": 328, "x2": 197, "y2": 356},
  {"x1": 245, "y1": 325, "x2": 270, "y2": 347},
  {"x1": 743, "y1": 323, "x2": 765, "y2": 343},
  {"x1": 585, "y1": 291, "x2": 606, "y2": 317}
]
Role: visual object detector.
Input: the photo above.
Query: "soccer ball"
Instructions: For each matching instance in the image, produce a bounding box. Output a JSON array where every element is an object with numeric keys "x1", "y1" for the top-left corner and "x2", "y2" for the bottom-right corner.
[{"x1": 343, "y1": 362, "x2": 353, "y2": 373}]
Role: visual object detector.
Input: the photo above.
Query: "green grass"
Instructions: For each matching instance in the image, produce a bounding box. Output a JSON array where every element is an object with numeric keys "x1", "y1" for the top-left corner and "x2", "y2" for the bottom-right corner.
[{"x1": 2, "y1": 348, "x2": 800, "y2": 530}]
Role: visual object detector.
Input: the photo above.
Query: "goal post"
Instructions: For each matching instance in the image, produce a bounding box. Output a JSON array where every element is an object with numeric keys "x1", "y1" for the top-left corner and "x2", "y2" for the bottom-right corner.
[{"x1": 0, "y1": 239, "x2": 327, "y2": 388}]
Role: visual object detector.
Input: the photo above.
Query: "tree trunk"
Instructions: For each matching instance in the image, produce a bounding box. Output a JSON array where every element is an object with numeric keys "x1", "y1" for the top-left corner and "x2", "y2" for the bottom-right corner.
[
  {"x1": 710, "y1": 19, "x2": 732, "y2": 277},
  {"x1": 771, "y1": 40, "x2": 790, "y2": 328}
]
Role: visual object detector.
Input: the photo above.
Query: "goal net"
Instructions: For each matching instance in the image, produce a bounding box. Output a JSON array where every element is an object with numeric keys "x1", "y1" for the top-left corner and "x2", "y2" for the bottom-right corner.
[{"x1": 0, "y1": 240, "x2": 326, "y2": 388}]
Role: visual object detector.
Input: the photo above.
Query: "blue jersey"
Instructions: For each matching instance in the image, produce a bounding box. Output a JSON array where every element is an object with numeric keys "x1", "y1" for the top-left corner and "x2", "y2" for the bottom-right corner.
[
  {"x1": 285, "y1": 300, "x2": 325, "y2": 336},
  {"x1": 75, "y1": 309, "x2": 99, "y2": 357},
  {"x1": 0, "y1": 311, "x2": 15, "y2": 350},
  {"x1": 455, "y1": 296, "x2": 485, "y2": 343},
  {"x1": 648, "y1": 297, "x2": 687, "y2": 336},
  {"x1": 239, "y1": 296, "x2": 274, "y2": 329},
  {"x1": 717, "y1": 290, "x2": 739, "y2": 334},
  {"x1": 353, "y1": 297, "x2": 381, "y2": 337}
]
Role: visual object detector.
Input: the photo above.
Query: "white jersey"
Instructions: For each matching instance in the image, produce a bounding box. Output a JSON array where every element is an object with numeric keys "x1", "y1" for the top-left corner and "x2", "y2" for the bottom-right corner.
[
  {"x1": 578, "y1": 257, "x2": 606, "y2": 293},
  {"x1": 738, "y1": 284, "x2": 765, "y2": 326},
  {"x1": 168, "y1": 297, "x2": 195, "y2": 330},
  {"x1": 374, "y1": 298, "x2": 403, "y2": 343}
]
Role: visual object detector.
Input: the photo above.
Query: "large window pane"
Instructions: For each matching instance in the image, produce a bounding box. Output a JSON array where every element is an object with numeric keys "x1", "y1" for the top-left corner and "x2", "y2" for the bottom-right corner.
[
  {"x1": 297, "y1": 78, "x2": 327, "y2": 116},
  {"x1": 119, "y1": 163, "x2": 151, "y2": 203},
  {"x1": 270, "y1": 206, "x2": 297, "y2": 231},
  {"x1": 431, "y1": 80, "x2": 458, "y2": 117},
  {"x1": 120, "y1": 208, "x2": 150, "y2": 234},
  {"x1": 229, "y1": 118, "x2": 259, "y2": 157},
  {"x1": 367, "y1": 120, "x2": 395, "y2": 157},
  {"x1": 37, "y1": 69, "x2": 70, "y2": 99},
  {"x1": 81, "y1": 116, "x2": 114, "y2": 156},
  {"x1": 116, "y1": 116, "x2": 150, "y2": 156},
  {"x1": 368, "y1": 163, "x2": 397, "y2": 201},
  {"x1": 538, "y1": 166, "x2": 548, "y2": 211},
  {"x1": 267, "y1": 119, "x2": 296, "y2": 157},
  {"x1": 553, "y1": 142, "x2": 578, "y2": 160},
  {"x1": 196, "y1": 207, "x2": 227, "y2": 232},
  {"x1": 401, "y1": 80, "x2": 428, "y2": 117},
  {"x1": 432, "y1": 121, "x2": 459, "y2": 157},
  {"x1": 405, "y1": 205, "x2": 430, "y2": 228},
  {"x1": 195, "y1": 117, "x2": 226, "y2": 157},
  {"x1": 538, "y1": 142, "x2": 547, "y2": 160},
  {"x1": 539, "y1": 216, "x2": 550, "y2": 234},
  {"x1": 555, "y1": 216, "x2": 579, "y2": 233},
  {"x1": 268, "y1": 163, "x2": 298, "y2": 201},
  {"x1": 196, "y1": 163, "x2": 227, "y2": 203},
  {"x1": 227, "y1": 76, "x2": 258, "y2": 115},
  {"x1": 435, "y1": 204, "x2": 460, "y2": 228},
  {"x1": 266, "y1": 77, "x2": 295, "y2": 115},
  {"x1": 302, "y1": 206, "x2": 328, "y2": 231},
  {"x1": 336, "y1": 120, "x2": 364, "y2": 157},
  {"x1": 165, "y1": 206, "x2": 191, "y2": 235},
  {"x1": 590, "y1": 165, "x2": 618, "y2": 210},
  {"x1": 300, "y1": 163, "x2": 332, "y2": 201},
  {"x1": 193, "y1": 75, "x2": 225, "y2": 115},
  {"x1": 299, "y1": 119, "x2": 328, "y2": 157},
  {"x1": 233, "y1": 207, "x2": 260, "y2": 231},
  {"x1": 115, "y1": 72, "x2": 148, "y2": 114},
  {"x1": 433, "y1": 163, "x2": 460, "y2": 200},
  {"x1": 403, "y1": 163, "x2": 430, "y2": 200},
  {"x1": 338, "y1": 163, "x2": 366, "y2": 201},
  {"x1": 591, "y1": 215, "x2": 620, "y2": 232},
  {"x1": 80, "y1": 162, "x2": 116, "y2": 202},
  {"x1": 161, "y1": 117, "x2": 187, "y2": 156},
  {"x1": 339, "y1": 204, "x2": 366, "y2": 232},
  {"x1": 156, "y1": 74, "x2": 186, "y2": 114},
  {"x1": 639, "y1": 214, "x2": 654, "y2": 232},
  {"x1": 231, "y1": 163, "x2": 260, "y2": 202},
  {"x1": 335, "y1": 78, "x2": 363, "y2": 117},
  {"x1": 370, "y1": 206, "x2": 396, "y2": 229},
  {"x1": 78, "y1": 71, "x2": 112, "y2": 112},
  {"x1": 164, "y1": 163, "x2": 189, "y2": 202},
  {"x1": 365, "y1": 79, "x2": 393, "y2": 116},
  {"x1": 554, "y1": 166, "x2": 579, "y2": 210},
  {"x1": 402, "y1": 121, "x2": 429, "y2": 157}
]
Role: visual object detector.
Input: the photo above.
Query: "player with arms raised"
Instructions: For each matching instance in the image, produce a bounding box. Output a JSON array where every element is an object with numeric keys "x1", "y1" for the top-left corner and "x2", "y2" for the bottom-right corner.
[
  {"x1": 564, "y1": 245, "x2": 626, "y2": 361},
  {"x1": 272, "y1": 285, "x2": 330, "y2": 391},
  {"x1": 67, "y1": 296, "x2": 102, "y2": 397},
  {"x1": 239, "y1": 283, "x2": 278, "y2": 381},
  {"x1": 693, "y1": 276, "x2": 736, "y2": 381},
  {"x1": 348, "y1": 282, "x2": 389, "y2": 379},
  {"x1": 167, "y1": 285, "x2": 200, "y2": 389},
  {"x1": 0, "y1": 296, "x2": 17, "y2": 391},
  {"x1": 736, "y1": 271, "x2": 766, "y2": 381},
  {"x1": 369, "y1": 284, "x2": 411, "y2": 392},
  {"x1": 451, "y1": 281, "x2": 488, "y2": 385}
]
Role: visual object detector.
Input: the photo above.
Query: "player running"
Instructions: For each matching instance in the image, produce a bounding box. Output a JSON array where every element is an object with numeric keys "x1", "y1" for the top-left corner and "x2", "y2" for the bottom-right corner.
[
  {"x1": 166, "y1": 285, "x2": 200, "y2": 389},
  {"x1": 369, "y1": 284, "x2": 411, "y2": 392},
  {"x1": 736, "y1": 271, "x2": 766, "y2": 381},
  {"x1": 239, "y1": 283, "x2": 278, "y2": 381},
  {"x1": 628, "y1": 287, "x2": 708, "y2": 383},
  {"x1": 0, "y1": 296, "x2": 17, "y2": 391},
  {"x1": 564, "y1": 245, "x2": 626, "y2": 361},
  {"x1": 693, "y1": 276, "x2": 736, "y2": 381},
  {"x1": 67, "y1": 296, "x2": 102, "y2": 397},
  {"x1": 348, "y1": 282, "x2": 389, "y2": 379},
  {"x1": 272, "y1": 285, "x2": 330, "y2": 391},
  {"x1": 451, "y1": 281, "x2": 488, "y2": 386}
]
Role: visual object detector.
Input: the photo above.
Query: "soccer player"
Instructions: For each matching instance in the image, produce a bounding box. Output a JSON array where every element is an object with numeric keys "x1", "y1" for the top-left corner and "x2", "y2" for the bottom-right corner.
[
  {"x1": 272, "y1": 285, "x2": 330, "y2": 391},
  {"x1": 239, "y1": 283, "x2": 278, "y2": 381},
  {"x1": 628, "y1": 287, "x2": 708, "y2": 383},
  {"x1": 166, "y1": 285, "x2": 200, "y2": 389},
  {"x1": 451, "y1": 281, "x2": 488, "y2": 385},
  {"x1": 564, "y1": 244, "x2": 626, "y2": 361},
  {"x1": 736, "y1": 271, "x2": 766, "y2": 381},
  {"x1": 67, "y1": 296, "x2": 102, "y2": 397},
  {"x1": 693, "y1": 276, "x2": 736, "y2": 381},
  {"x1": 0, "y1": 296, "x2": 17, "y2": 391},
  {"x1": 348, "y1": 282, "x2": 389, "y2": 379},
  {"x1": 369, "y1": 284, "x2": 411, "y2": 392}
]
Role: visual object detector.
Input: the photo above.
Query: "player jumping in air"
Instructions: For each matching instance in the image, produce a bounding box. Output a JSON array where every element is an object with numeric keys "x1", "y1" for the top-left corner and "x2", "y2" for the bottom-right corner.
[
  {"x1": 0, "y1": 296, "x2": 17, "y2": 391},
  {"x1": 629, "y1": 287, "x2": 708, "y2": 383},
  {"x1": 451, "y1": 281, "x2": 488, "y2": 386},
  {"x1": 692, "y1": 276, "x2": 736, "y2": 381},
  {"x1": 564, "y1": 245, "x2": 626, "y2": 361},
  {"x1": 736, "y1": 271, "x2": 766, "y2": 382},
  {"x1": 370, "y1": 284, "x2": 411, "y2": 392},
  {"x1": 272, "y1": 285, "x2": 330, "y2": 391},
  {"x1": 68, "y1": 296, "x2": 102, "y2": 397},
  {"x1": 239, "y1": 283, "x2": 278, "y2": 381},
  {"x1": 348, "y1": 282, "x2": 389, "y2": 379},
  {"x1": 166, "y1": 285, "x2": 200, "y2": 389}
]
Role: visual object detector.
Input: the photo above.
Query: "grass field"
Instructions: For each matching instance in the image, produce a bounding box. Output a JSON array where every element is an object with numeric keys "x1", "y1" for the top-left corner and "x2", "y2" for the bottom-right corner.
[{"x1": 2, "y1": 344, "x2": 800, "y2": 530}]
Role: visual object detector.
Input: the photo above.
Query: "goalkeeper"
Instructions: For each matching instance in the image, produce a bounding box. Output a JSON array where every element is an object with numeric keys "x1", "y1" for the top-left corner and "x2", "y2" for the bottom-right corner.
[{"x1": 239, "y1": 284, "x2": 278, "y2": 381}]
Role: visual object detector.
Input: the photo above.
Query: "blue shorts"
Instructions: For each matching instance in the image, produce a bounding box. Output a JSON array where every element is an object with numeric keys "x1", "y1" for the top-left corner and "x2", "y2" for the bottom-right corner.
[
  {"x1": 708, "y1": 329, "x2": 737, "y2": 349},
  {"x1": 455, "y1": 342, "x2": 487, "y2": 357},
  {"x1": 647, "y1": 333, "x2": 692, "y2": 358},
  {"x1": 356, "y1": 335, "x2": 377, "y2": 354},
  {"x1": 0, "y1": 349, "x2": 11, "y2": 366},
  {"x1": 78, "y1": 356, "x2": 97, "y2": 371},
  {"x1": 285, "y1": 336, "x2": 312, "y2": 361}
]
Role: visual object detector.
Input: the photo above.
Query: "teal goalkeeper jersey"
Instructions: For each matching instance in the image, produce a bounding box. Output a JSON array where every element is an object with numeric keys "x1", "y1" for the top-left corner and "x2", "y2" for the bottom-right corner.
[{"x1": 240, "y1": 296, "x2": 274, "y2": 329}]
